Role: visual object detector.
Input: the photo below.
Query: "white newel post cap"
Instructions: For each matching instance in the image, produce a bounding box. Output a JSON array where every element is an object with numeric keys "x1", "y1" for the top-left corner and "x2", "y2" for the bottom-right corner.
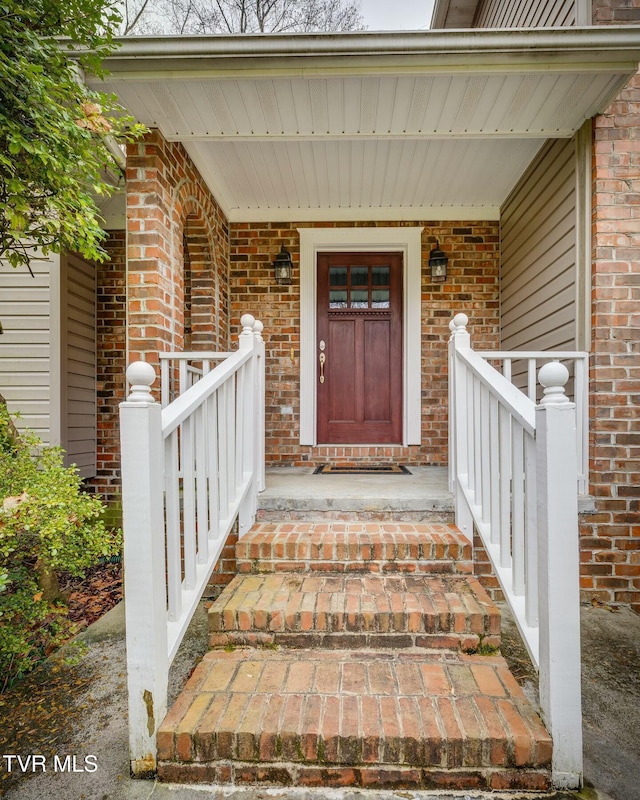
[
  {"x1": 253, "y1": 319, "x2": 264, "y2": 340},
  {"x1": 452, "y1": 312, "x2": 469, "y2": 333},
  {"x1": 125, "y1": 361, "x2": 157, "y2": 403},
  {"x1": 538, "y1": 360, "x2": 570, "y2": 405},
  {"x1": 240, "y1": 313, "x2": 256, "y2": 337}
]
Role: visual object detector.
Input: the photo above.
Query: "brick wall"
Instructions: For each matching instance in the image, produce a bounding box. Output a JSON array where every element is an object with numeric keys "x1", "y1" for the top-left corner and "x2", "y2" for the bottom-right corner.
[
  {"x1": 87, "y1": 230, "x2": 127, "y2": 507},
  {"x1": 584, "y1": 2, "x2": 640, "y2": 612},
  {"x1": 126, "y1": 130, "x2": 230, "y2": 373},
  {"x1": 229, "y1": 221, "x2": 500, "y2": 466},
  {"x1": 593, "y1": 0, "x2": 640, "y2": 23}
]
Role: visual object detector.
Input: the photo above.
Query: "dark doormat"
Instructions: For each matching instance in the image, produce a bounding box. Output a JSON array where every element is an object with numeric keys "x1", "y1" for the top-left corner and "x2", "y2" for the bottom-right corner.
[{"x1": 313, "y1": 464, "x2": 412, "y2": 475}]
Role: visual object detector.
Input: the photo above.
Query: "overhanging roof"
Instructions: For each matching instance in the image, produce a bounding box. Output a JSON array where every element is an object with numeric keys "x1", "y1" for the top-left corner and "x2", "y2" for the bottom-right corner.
[
  {"x1": 88, "y1": 28, "x2": 640, "y2": 221},
  {"x1": 431, "y1": 0, "x2": 482, "y2": 29}
]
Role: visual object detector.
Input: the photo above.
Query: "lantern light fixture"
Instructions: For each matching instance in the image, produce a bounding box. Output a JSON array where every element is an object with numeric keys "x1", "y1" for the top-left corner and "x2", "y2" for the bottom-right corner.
[
  {"x1": 273, "y1": 245, "x2": 293, "y2": 285},
  {"x1": 429, "y1": 241, "x2": 448, "y2": 282}
]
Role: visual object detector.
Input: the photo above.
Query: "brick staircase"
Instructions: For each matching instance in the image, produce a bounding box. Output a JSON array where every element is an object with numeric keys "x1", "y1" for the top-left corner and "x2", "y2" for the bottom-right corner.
[{"x1": 157, "y1": 522, "x2": 552, "y2": 791}]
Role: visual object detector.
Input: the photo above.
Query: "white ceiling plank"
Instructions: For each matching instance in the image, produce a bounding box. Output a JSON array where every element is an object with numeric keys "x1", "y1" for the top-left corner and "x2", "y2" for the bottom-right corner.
[
  {"x1": 92, "y1": 33, "x2": 640, "y2": 219},
  {"x1": 312, "y1": 142, "x2": 331, "y2": 209}
]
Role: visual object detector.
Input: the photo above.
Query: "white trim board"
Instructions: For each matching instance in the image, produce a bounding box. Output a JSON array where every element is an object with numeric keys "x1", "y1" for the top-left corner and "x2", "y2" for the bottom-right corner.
[
  {"x1": 231, "y1": 207, "x2": 500, "y2": 223},
  {"x1": 298, "y1": 227, "x2": 423, "y2": 447}
]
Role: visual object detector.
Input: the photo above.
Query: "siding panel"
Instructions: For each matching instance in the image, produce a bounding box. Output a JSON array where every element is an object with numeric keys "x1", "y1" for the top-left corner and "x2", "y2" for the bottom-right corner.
[
  {"x1": 500, "y1": 137, "x2": 577, "y2": 354},
  {"x1": 475, "y1": 0, "x2": 576, "y2": 27},
  {"x1": 0, "y1": 258, "x2": 53, "y2": 442},
  {"x1": 63, "y1": 254, "x2": 97, "y2": 478}
]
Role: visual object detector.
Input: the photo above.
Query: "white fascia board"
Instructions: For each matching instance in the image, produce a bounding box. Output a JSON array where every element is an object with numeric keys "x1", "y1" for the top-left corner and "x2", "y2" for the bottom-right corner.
[
  {"x1": 228, "y1": 206, "x2": 501, "y2": 222},
  {"x1": 96, "y1": 27, "x2": 640, "y2": 79}
]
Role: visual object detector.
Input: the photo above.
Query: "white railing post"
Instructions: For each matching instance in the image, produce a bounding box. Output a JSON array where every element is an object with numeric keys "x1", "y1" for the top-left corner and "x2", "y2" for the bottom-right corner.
[
  {"x1": 119, "y1": 362, "x2": 168, "y2": 776},
  {"x1": 448, "y1": 319, "x2": 457, "y2": 493},
  {"x1": 450, "y1": 313, "x2": 473, "y2": 541},
  {"x1": 535, "y1": 361, "x2": 583, "y2": 789},
  {"x1": 253, "y1": 319, "x2": 266, "y2": 493},
  {"x1": 238, "y1": 314, "x2": 257, "y2": 537}
]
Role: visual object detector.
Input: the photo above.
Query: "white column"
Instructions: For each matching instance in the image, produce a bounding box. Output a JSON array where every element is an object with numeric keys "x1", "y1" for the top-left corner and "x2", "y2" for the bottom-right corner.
[
  {"x1": 535, "y1": 361, "x2": 583, "y2": 789},
  {"x1": 119, "y1": 361, "x2": 168, "y2": 776}
]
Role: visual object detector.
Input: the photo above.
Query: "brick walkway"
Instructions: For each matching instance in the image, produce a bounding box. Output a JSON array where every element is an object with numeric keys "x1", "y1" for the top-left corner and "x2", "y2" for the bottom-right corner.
[{"x1": 158, "y1": 523, "x2": 552, "y2": 791}]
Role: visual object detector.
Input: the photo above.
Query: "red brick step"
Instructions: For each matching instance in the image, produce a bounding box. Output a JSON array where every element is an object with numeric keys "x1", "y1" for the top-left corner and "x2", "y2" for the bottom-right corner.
[
  {"x1": 209, "y1": 572, "x2": 501, "y2": 652},
  {"x1": 157, "y1": 648, "x2": 552, "y2": 791},
  {"x1": 236, "y1": 522, "x2": 472, "y2": 575}
]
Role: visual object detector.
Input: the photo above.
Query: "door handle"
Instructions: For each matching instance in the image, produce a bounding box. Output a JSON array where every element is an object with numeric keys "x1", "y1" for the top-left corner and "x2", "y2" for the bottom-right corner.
[{"x1": 319, "y1": 352, "x2": 326, "y2": 383}]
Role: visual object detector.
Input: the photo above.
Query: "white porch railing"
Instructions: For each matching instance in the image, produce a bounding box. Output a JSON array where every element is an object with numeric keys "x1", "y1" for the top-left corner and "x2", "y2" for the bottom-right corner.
[
  {"x1": 159, "y1": 351, "x2": 231, "y2": 408},
  {"x1": 448, "y1": 313, "x2": 583, "y2": 790},
  {"x1": 476, "y1": 350, "x2": 589, "y2": 494},
  {"x1": 119, "y1": 314, "x2": 265, "y2": 775}
]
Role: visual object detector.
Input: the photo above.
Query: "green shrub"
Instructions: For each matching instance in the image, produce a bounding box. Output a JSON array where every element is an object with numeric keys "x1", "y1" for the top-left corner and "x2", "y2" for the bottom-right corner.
[{"x1": 0, "y1": 403, "x2": 121, "y2": 690}]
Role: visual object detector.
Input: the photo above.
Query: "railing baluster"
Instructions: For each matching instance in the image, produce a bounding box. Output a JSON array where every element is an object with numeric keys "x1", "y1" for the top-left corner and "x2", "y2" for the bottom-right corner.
[
  {"x1": 527, "y1": 358, "x2": 537, "y2": 401},
  {"x1": 236, "y1": 363, "x2": 245, "y2": 489},
  {"x1": 466, "y1": 366, "x2": 474, "y2": 492},
  {"x1": 228, "y1": 374, "x2": 236, "y2": 497},
  {"x1": 165, "y1": 429, "x2": 181, "y2": 621},
  {"x1": 489, "y1": 394, "x2": 500, "y2": 544},
  {"x1": 161, "y1": 359, "x2": 170, "y2": 408},
  {"x1": 207, "y1": 392, "x2": 220, "y2": 542},
  {"x1": 182, "y1": 415, "x2": 197, "y2": 589},
  {"x1": 480, "y1": 384, "x2": 491, "y2": 521},
  {"x1": 575, "y1": 356, "x2": 588, "y2": 494},
  {"x1": 498, "y1": 404, "x2": 511, "y2": 569},
  {"x1": 512, "y1": 423, "x2": 525, "y2": 595},
  {"x1": 473, "y1": 375, "x2": 482, "y2": 504},
  {"x1": 195, "y1": 403, "x2": 208, "y2": 564},
  {"x1": 525, "y1": 431, "x2": 538, "y2": 627},
  {"x1": 179, "y1": 358, "x2": 188, "y2": 398},
  {"x1": 218, "y1": 381, "x2": 229, "y2": 519}
]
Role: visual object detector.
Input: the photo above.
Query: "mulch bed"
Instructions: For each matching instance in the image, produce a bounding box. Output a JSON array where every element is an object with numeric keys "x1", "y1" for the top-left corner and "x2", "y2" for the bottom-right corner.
[{"x1": 61, "y1": 561, "x2": 123, "y2": 629}]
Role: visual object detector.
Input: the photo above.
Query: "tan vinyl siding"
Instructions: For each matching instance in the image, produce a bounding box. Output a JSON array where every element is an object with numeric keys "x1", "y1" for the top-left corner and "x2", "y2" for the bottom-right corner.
[
  {"x1": 0, "y1": 256, "x2": 56, "y2": 443},
  {"x1": 62, "y1": 254, "x2": 97, "y2": 479},
  {"x1": 474, "y1": 0, "x2": 576, "y2": 27},
  {"x1": 500, "y1": 137, "x2": 577, "y2": 366}
]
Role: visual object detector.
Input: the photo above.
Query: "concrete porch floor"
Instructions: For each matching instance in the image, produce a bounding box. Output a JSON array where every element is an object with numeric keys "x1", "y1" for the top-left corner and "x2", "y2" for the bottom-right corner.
[
  {"x1": 258, "y1": 467, "x2": 454, "y2": 518},
  {"x1": 258, "y1": 466, "x2": 594, "y2": 519}
]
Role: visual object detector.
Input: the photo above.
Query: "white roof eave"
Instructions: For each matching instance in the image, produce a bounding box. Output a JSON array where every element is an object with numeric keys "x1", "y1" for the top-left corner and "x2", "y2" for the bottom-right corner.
[
  {"x1": 95, "y1": 26, "x2": 640, "y2": 78},
  {"x1": 84, "y1": 27, "x2": 640, "y2": 221}
]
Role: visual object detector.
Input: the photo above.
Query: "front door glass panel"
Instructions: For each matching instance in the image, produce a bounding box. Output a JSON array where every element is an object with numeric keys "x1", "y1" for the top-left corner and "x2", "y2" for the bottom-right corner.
[{"x1": 327, "y1": 264, "x2": 392, "y2": 310}]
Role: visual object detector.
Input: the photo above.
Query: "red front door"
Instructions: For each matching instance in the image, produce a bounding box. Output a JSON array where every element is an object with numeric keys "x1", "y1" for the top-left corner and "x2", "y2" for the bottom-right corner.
[{"x1": 316, "y1": 252, "x2": 403, "y2": 444}]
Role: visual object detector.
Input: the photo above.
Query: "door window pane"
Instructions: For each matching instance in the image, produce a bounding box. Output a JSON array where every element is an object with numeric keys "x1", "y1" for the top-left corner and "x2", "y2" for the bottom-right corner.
[
  {"x1": 329, "y1": 267, "x2": 347, "y2": 286},
  {"x1": 372, "y1": 289, "x2": 390, "y2": 308},
  {"x1": 372, "y1": 266, "x2": 389, "y2": 286},
  {"x1": 350, "y1": 267, "x2": 369, "y2": 286},
  {"x1": 329, "y1": 290, "x2": 347, "y2": 308},
  {"x1": 350, "y1": 290, "x2": 369, "y2": 308}
]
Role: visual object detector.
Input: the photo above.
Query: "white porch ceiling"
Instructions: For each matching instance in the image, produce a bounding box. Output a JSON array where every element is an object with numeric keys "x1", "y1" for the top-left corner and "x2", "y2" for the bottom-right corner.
[{"x1": 92, "y1": 28, "x2": 640, "y2": 221}]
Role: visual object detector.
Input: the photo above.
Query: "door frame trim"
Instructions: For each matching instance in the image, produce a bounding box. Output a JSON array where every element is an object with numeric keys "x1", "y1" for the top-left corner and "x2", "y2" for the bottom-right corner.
[{"x1": 298, "y1": 226, "x2": 423, "y2": 446}]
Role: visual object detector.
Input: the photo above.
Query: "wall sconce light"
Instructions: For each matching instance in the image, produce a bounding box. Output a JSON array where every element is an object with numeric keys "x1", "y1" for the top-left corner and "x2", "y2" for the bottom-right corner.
[
  {"x1": 273, "y1": 245, "x2": 293, "y2": 285},
  {"x1": 429, "y1": 241, "x2": 448, "y2": 282}
]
